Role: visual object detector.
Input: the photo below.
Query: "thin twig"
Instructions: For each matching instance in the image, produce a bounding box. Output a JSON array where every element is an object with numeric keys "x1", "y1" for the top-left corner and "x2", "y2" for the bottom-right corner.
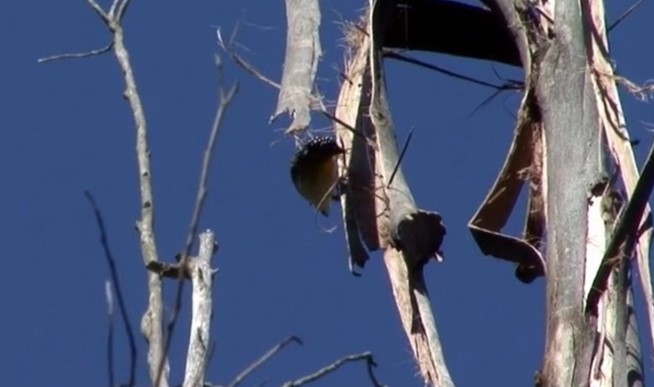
[
  {"x1": 466, "y1": 88, "x2": 513, "y2": 118},
  {"x1": 387, "y1": 129, "x2": 413, "y2": 187},
  {"x1": 159, "y1": 80, "x2": 238, "y2": 385},
  {"x1": 607, "y1": 0, "x2": 644, "y2": 32},
  {"x1": 37, "y1": 42, "x2": 114, "y2": 63},
  {"x1": 281, "y1": 352, "x2": 386, "y2": 387},
  {"x1": 320, "y1": 110, "x2": 367, "y2": 141},
  {"x1": 464, "y1": 66, "x2": 524, "y2": 117},
  {"x1": 85, "y1": 191, "x2": 137, "y2": 387},
  {"x1": 227, "y1": 336, "x2": 303, "y2": 387},
  {"x1": 109, "y1": 0, "x2": 131, "y2": 22},
  {"x1": 217, "y1": 28, "x2": 281, "y2": 89},
  {"x1": 182, "y1": 81, "x2": 238, "y2": 263},
  {"x1": 105, "y1": 281, "x2": 115, "y2": 387},
  {"x1": 233, "y1": 53, "x2": 280, "y2": 89},
  {"x1": 384, "y1": 50, "x2": 523, "y2": 90},
  {"x1": 85, "y1": 0, "x2": 109, "y2": 22}
]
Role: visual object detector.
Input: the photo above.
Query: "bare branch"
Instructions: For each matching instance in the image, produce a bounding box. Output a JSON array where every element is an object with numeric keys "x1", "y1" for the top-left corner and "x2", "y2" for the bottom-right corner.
[
  {"x1": 384, "y1": 50, "x2": 523, "y2": 90},
  {"x1": 109, "y1": 0, "x2": 132, "y2": 22},
  {"x1": 607, "y1": 0, "x2": 644, "y2": 32},
  {"x1": 105, "y1": 11, "x2": 170, "y2": 387},
  {"x1": 227, "y1": 336, "x2": 303, "y2": 387},
  {"x1": 281, "y1": 352, "x2": 386, "y2": 387},
  {"x1": 217, "y1": 28, "x2": 280, "y2": 90},
  {"x1": 232, "y1": 54, "x2": 280, "y2": 89},
  {"x1": 183, "y1": 231, "x2": 218, "y2": 387},
  {"x1": 37, "y1": 42, "x2": 113, "y2": 64},
  {"x1": 182, "y1": 82, "x2": 238, "y2": 263},
  {"x1": 85, "y1": 0, "x2": 110, "y2": 23},
  {"x1": 161, "y1": 78, "x2": 238, "y2": 385},
  {"x1": 386, "y1": 129, "x2": 413, "y2": 187},
  {"x1": 49, "y1": 0, "x2": 168, "y2": 383},
  {"x1": 75, "y1": 1, "x2": 170, "y2": 384},
  {"x1": 85, "y1": 191, "x2": 137, "y2": 387}
]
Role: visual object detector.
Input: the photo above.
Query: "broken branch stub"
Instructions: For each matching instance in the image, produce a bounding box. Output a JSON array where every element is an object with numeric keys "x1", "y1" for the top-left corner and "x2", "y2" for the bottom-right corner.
[
  {"x1": 271, "y1": 0, "x2": 322, "y2": 135},
  {"x1": 369, "y1": 0, "x2": 445, "y2": 270}
]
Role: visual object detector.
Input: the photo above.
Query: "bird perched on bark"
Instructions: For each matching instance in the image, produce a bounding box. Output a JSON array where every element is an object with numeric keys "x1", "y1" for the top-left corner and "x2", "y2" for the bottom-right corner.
[{"x1": 290, "y1": 136, "x2": 344, "y2": 216}]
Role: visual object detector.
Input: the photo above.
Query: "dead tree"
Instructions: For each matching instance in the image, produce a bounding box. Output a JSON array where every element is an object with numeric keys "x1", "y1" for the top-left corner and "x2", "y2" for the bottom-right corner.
[{"x1": 273, "y1": 0, "x2": 653, "y2": 385}]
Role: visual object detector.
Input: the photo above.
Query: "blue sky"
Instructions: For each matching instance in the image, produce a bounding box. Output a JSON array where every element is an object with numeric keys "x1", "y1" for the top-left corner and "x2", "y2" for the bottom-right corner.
[{"x1": 2, "y1": 0, "x2": 654, "y2": 386}]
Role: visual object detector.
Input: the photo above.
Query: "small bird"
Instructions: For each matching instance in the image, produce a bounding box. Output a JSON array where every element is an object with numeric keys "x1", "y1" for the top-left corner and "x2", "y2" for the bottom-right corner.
[{"x1": 290, "y1": 136, "x2": 344, "y2": 216}]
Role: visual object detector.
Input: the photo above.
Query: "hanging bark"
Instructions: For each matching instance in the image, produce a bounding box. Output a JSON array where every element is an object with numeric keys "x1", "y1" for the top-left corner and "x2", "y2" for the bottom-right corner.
[{"x1": 271, "y1": 0, "x2": 322, "y2": 134}]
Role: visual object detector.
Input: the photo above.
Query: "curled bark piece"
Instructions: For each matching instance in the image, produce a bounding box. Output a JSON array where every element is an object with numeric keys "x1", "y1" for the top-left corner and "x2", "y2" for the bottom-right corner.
[
  {"x1": 468, "y1": 93, "x2": 546, "y2": 282},
  {"x1": 332, "y1": 22, "x2": 380, "y2": 272},
  {"x1": 385, "y1": 0, "x2": 521, "y2": 66}
]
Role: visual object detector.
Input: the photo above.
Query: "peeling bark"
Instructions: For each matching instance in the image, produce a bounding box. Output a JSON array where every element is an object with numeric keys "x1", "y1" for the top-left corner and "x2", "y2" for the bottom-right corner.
[{"x1": 272, "y1": 0, "x2": 322, "y2": 134}]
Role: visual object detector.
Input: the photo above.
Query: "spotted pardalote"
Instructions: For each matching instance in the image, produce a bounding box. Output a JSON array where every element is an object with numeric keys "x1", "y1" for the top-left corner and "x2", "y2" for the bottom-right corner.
[{"x1": 290, "y1": 136, "x2": 344, "y2": 216}]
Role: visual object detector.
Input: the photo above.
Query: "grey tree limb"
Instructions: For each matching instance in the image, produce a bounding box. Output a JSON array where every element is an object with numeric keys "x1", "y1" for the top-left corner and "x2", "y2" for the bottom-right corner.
[
  {"x1": 160, "y1": 64, "x2": 237, "y2": 386},
  {"x1": 227, "y1": 336, "x2": 303, "y2": 387},
  {"x1": 183, "y1": 231, "x2": 218, "y2": 387},
  {"x1": 77, "y1": 1, "x2": 171, "y2": 385},
  {"x1": 282, "y1": 351, "x2": 385, "y2": 387},
  {"x1": 37, "y1": 42, "x2": 114, "y2": 63},
  {"x1": 40, "y1": 1, "x2": 169, "y2": 384}
]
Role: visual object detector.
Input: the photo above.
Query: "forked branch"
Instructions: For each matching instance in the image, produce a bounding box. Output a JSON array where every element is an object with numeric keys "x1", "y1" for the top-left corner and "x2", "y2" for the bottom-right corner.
[
  {"x1": 158, "y1": 72, "x2": 238, "y2": 387},
  {"x1": 41, "y1": 0, "x2": 167, "y2": 381},
  {"x1": 65, "y1": 0, "x2": 169, "y2": 384}
]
